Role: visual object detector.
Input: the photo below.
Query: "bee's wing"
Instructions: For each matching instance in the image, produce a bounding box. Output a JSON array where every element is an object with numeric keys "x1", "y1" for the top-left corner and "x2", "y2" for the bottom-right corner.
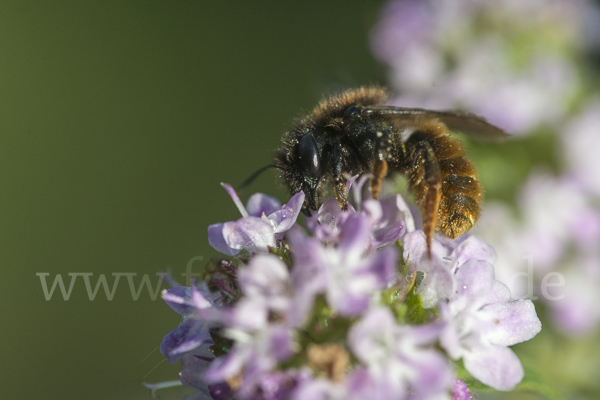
[{"x1": 363, "y1": 105, "x2": 509, "y2": 141}]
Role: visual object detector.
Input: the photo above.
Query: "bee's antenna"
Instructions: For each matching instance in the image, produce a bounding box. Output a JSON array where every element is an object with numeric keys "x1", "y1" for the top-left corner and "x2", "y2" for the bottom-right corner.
[{"x1": 237, "y1": 164, "x2": 278, "y2": 191}]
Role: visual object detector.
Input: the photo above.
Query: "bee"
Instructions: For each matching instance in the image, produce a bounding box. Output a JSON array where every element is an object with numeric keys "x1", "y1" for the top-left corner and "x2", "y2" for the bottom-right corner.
[{"x1": 273, "y1": 86, "x2": 507, "y2": 253}]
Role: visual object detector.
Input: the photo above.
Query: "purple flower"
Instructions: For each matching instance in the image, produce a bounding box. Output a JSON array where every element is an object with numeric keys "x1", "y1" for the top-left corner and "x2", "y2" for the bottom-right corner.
[
  {"x1": 298, "y1": 213, "x2": 399, "y2": 316},
  {"x1": 347, "y1": 307, "x2": 453, "y2": 400},
  {"x1": 208, "y1": 184, "x2": 304, "y2": 256},
  {"x1": 204, "y1": 255, "x2": 310, "y2": 396},
  {"x1": 179, "y1": 346, "x2": 216, "y2": 394},
  {"x1": 402, "y1": 230, "x2": 495, "y2": 308},
  {"x1": 370, "y1": 0, "x2": 593, "y2": 135},
  {"x1": 307, "y1": 188, "x2": 408, "y2": 249},
  {"x1": 157, "y1": 178, "x2": 548, "y2": 399},
  {"x1": 160, "y1": 283, "x2": 221, "y2": 364},
  {"x1": 439, "y1": 259, "x2": 542, "y2": 390}
]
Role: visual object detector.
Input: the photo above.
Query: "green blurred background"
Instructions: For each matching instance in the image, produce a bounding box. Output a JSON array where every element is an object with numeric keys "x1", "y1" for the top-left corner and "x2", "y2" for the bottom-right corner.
[{"x1": 0, "y1": 1, "x2": 388, "y2": 399}]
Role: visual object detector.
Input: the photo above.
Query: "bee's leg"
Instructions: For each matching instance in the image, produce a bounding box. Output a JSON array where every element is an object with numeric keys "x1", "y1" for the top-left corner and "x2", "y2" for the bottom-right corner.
[
  {"x1": 405, "y1": 140, "x2": 442, "y2": 257},
  {"x1": 371, "y1": 159, "x2": 388, "y2": 200},
  {"x1": 332, "y1": 143, "x2": 348, "y2": 210}
]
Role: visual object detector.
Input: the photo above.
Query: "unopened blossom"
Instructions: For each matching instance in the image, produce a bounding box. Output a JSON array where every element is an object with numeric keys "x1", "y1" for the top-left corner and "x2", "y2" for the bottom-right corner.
[
  {"x1": 208, "y1": 184, "x2": 304, "y2": 255},
  {"x1": 451, "y1": 379, "x2": 472, "y2": 400}
]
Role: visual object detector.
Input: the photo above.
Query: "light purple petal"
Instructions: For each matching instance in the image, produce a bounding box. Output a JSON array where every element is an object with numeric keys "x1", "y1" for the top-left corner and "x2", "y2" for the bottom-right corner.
[
  {"x1": 463, "y1": 345, "x2": 524, "y2": 391},
  {"x1": 365, "y1": 196, "x2": 409, "y2": 248},
  {"x1": 358, "y1": 247, "x2": 398, "y2": 289},
  {"x1": 350, "y1": 174, "x2": 371, "y2": 206},
  {"x1": 205, "y1": 345, "x2": 252, "y2": 383},
  {"x1": 451, "y1": 235, "x2": 496, "y2": 267},
  {"x1": 287, "y1": 229, "x2": 328, "y2": 325},
  {"x1": 191, "y1": 283, "x2": 219, "y2": 310},
  {"x1": 338, "y1": 213, "x2": 371, "y2": 260},
  {"x1": 162, "y1": 286, "x2": 194, "y2": 316},
  {"x1": 362, "y1": 199, "x2": 383, "y2": 224},
  {"x1": 407, "y1": 347, "x2": 454, "y2": 398},
  {"x1": 269, "y1": 326, "x2": 295, "y2": 361},
  {"x1": 403, "y1": 230, "x2": 428, "y2": 265},
  {"x1": 348, "y1": 307, "x2": 396, "y2": 363},
  {"x1": 208, "y1": 223, "x2": 240, "y2": 256},
  {"x1": 306, "y1": 198, "x2": 344, "y2": 242},
  {"x1": 246, "y1": 193, "x2": 281, "y2": 217},
  {"x1": 288, "y1": 228, "x2": 328, "y2": 296},
  {"x1": 238, "y1": 255, "x2": 289, "y2": 300},
  {"x1": 267, "y1": 191, "x2": 305, "y2": 233},
  {"x1": 438, "y1": 303, "x2": 463, "y2": 360},
  {"x1": 159, "y1": 319, "x2": 213, "y2": 364},
  {"x1": 482, "y1": 280, "x2": 512, "y2": 305},
  {"x1": 403, "y1": 321, "x2": 444, "y2": 346},
  {"x1": 377, "y1": 196, "x2": 403, "y2": 223},
  {"x1": 180, "y1": 347, "x2": 215, "y2": 390},
  {"x1": 346, "y1": 367, "x2": 403, "y2": 400},
  {"x1": 418, "y1": 257, "x2": 454, "y2": 308},
  {"x1": 453, "y1": 259, "x2": 496, "y2": 304},
  {"x1": 479, "y1": 299, "x2": 542, "y2": 346},
  {"x1": 162, "y1": 284, "x2": 218, "y2": 315},
  {"x1": 332, "y1": 290, "x2": 371, "y2": 317},
  {"x1": 393, "y1": 195, "x2": 416, "y2": 232},
  {"x1": 372, "y1": 221, "x2": 406, "y2": 249},
  {"x1": 229, "y1": 298, "x2": 268, "y2": 331},
  {"x1": 223, "y1": 217, "x2": 276, "y2": 253}
]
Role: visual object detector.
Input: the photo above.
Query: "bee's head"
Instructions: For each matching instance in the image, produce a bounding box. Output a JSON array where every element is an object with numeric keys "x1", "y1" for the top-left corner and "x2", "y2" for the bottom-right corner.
[{"x1": 275, "y1": 133, "x2": 324, "y2": 215}]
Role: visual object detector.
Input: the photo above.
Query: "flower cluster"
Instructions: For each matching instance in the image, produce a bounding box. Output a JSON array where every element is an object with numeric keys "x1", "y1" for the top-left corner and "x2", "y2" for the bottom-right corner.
[
  {"x1": 370, "y1": 0, "x2": 599, "y2": 135},
  {"x1": 151, "y1": 182, "x2": 541, "y2": 400},
  {"x1": 371, "y1": 0, "x2": 600, "y2": 340}
]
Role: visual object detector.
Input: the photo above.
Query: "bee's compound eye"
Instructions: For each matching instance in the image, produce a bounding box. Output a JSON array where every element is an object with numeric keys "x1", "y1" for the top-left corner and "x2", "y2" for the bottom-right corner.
[
  {"x1": 299, "y1": 135, "x2": 320, "y2": 178},
  {"x1": 344, "y1": 105, "x2": 359, "y2": 117}
]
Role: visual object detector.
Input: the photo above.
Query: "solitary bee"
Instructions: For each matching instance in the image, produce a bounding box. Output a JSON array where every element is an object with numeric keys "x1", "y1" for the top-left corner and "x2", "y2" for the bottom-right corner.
[{"x1": 273, "y1": 86, "x2": 507, "y2": 253}]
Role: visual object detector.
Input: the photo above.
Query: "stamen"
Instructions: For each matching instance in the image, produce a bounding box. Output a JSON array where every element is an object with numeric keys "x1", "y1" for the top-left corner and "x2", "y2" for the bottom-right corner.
[{"x1": 221, "y1": 183, "x2": 249, "y2": 218}]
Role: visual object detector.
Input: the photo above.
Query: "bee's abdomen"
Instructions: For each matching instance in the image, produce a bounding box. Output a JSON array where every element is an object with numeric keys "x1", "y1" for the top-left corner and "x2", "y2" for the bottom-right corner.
[{"x1": 429, "y1": 129, "x2": 482, "y2": 238}]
